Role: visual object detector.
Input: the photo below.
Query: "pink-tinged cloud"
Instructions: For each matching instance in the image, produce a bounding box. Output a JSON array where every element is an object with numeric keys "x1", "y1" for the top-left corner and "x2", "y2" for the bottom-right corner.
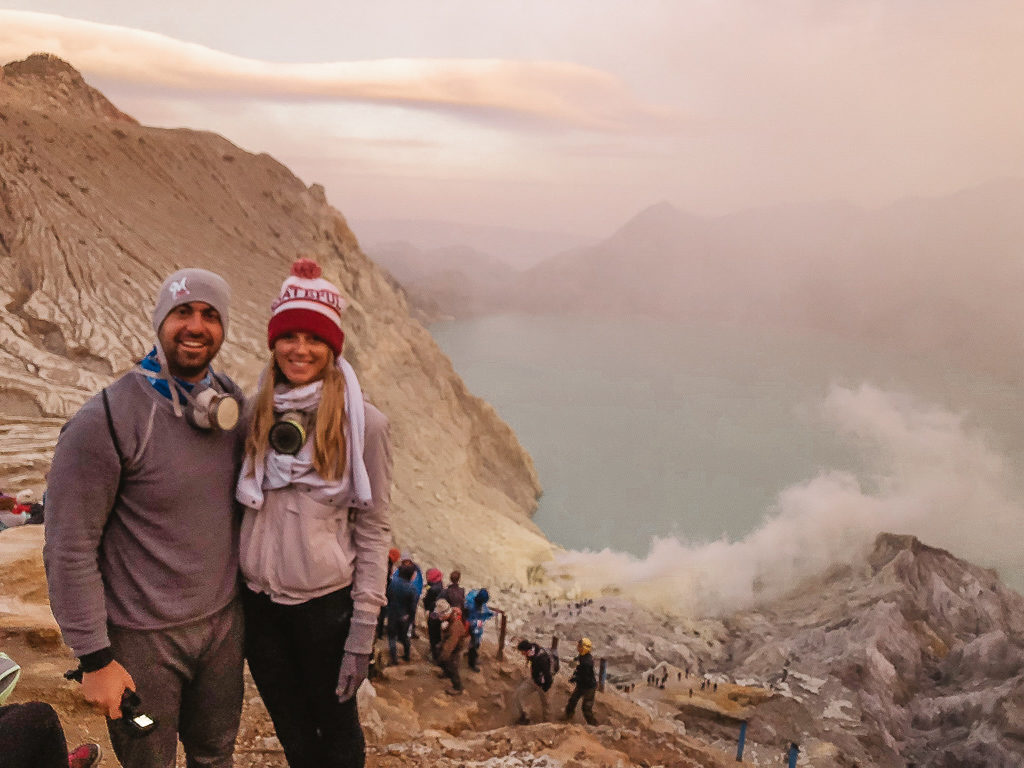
[{"x1": 0, "y1": 11, "x2": 681, "y2": 132}]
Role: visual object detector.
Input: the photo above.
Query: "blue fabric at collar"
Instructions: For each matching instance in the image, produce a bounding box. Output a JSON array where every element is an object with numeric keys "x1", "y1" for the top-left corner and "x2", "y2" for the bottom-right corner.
[{"x1": 140, "y1": 347, "x2": 211, "y2": 400}]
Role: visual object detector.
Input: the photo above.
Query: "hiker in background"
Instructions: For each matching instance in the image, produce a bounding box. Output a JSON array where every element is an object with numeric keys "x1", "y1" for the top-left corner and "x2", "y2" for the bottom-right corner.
[
  {"x1": 7, "y1": 491, "x2": 34, "y2": 521},
  {"x1": 26, "y1": 499, "x2": 44, "y2": 526},
  {"x1": 377, "y1": 548, "x2": 401, "y2": 640},
  {"x1": 435, "y1": 599, "x2": 467, "y2": 696},
  {"x1": 27, "y1": 489, "x2": 46, "y2": 526},
  {"x1": 464, "y1": 588, "x2": 494, "y2": 672},
  {"x1": 236, "y1": 258, "x2": 392, "y2": 768},
  {"x1": 0, "y1": 490, "x2": 29, "y2": 529},
  {"x1": 385, "y1": 561, "x2": 419, "y2": 664},
  {"x1": 392, "y1": 554, "x2": 423, "y2": 639},
  {"x1": 442, "y1": 570, "x2": 466, "y2": 612},
  {"x1": 515, "y1": 640, "x2": 556, "y2": 724},
  {"x1": 44, "y1": 268, "x2": 245, "y2": 768},
  {"x1": 422, "y1": 568, "x2": 445, "y2": 659},
  {"x1": 0, "y1": 502, "x2": 29, "y2": 530},
  {"x1": 564, "y1": 637, "x2": 598, "y2": 725}
]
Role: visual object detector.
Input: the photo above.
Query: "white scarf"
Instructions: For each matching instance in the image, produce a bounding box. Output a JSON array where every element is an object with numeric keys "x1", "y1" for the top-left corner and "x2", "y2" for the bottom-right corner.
[{"x1": 235, "y1": 357, "x2": 371, "y2": 510}]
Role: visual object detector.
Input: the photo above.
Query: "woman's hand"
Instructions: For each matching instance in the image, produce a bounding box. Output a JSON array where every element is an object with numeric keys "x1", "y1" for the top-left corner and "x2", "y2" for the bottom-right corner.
[{"x1": 336, "y1": 652, "x2": 370, "y2": 702}]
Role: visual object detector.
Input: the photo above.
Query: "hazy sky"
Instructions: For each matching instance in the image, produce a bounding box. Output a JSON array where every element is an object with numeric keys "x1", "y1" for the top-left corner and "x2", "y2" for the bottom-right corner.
[{"x1": 2, "y1": 1, "x2": 1022, "y2": 235}]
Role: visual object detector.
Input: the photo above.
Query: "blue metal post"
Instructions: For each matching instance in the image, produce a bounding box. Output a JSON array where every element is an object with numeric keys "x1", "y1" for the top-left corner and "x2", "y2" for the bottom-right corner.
[
  {"x1": 787, "y1": 742, "x2": 799, "y2": 767},
  {"x1": 735, "y1": 721, "x2": 747, "y2": 762}
]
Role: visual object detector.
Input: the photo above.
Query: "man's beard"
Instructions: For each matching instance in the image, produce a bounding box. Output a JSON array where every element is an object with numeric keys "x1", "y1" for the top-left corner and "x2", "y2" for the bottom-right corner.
[{"x1": 165, "y1": 337, "x2": 217, "y2": 379}]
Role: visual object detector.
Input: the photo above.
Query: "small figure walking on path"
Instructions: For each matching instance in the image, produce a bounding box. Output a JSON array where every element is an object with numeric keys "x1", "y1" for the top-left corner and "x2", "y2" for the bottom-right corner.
[
  {"x1": 564, "y1": 638, "x2": 598, "y2": 725},
  {"x1": 515, "y1": 640, "x2": 555, "y2": 724},
  {"x1": 435, "y1": 599, "x2": 467, "y2": 696}
]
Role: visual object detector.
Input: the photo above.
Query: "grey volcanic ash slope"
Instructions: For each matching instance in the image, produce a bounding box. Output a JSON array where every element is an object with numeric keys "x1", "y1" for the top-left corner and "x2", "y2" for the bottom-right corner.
[
  {"x1": 723, "y1": 533, "x2": 1024, "y2": 767},
  {"x1": 0, "y1": 54, "x2": 551, "y2": 580},
  {"x1": 533, "y1": 533, "x2": 1024, "y2": 767}
]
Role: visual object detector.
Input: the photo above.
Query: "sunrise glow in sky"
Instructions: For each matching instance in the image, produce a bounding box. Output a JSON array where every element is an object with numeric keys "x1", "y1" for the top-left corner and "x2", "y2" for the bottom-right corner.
[{"x1": 2, "y1": 1, "x2": 1022, "y2": 235}]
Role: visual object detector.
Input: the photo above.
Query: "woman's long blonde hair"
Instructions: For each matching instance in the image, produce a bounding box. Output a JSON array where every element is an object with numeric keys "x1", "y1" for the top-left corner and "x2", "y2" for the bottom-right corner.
[{"x1": 245, "y1": 351, "x2": 347, "y2": 481}]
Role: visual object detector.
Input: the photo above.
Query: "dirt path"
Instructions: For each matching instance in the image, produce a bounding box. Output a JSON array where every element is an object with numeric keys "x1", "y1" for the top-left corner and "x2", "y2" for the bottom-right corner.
[{"x1": 0, "y1": 526, "x2": 734, "y2": 767}]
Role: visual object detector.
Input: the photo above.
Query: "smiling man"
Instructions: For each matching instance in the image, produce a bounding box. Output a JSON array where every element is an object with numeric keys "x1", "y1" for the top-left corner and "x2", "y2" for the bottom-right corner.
[{"x1": 44, "y1": 268, "x2": 247, "y2": 768}]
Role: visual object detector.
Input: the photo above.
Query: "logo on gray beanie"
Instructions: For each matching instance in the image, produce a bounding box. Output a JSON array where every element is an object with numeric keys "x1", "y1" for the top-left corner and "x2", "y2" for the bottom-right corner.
[{"x1": 152, "y1": 268, "x2": 231, "y2": 336}]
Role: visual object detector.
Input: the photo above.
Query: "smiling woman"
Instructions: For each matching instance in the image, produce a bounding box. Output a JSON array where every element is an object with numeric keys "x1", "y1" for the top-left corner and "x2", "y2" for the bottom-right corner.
[
  {"x1": 235, "y1": 257, "x2": 393, "y2": 768},
  {"x1": 273, "y1": 332, "x2": 331, "y2": 386}
]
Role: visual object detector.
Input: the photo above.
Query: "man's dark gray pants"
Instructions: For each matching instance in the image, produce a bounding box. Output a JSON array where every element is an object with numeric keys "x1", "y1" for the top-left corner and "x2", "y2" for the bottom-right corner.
[{"x1": 106, "y1": 599, "x2": 244, "y2": 768}]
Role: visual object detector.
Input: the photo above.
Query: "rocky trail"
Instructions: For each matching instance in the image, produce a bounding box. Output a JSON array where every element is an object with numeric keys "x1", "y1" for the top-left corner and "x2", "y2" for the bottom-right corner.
[{"x1": 1, "y1": 526, "x2": 746, "y2": 768}]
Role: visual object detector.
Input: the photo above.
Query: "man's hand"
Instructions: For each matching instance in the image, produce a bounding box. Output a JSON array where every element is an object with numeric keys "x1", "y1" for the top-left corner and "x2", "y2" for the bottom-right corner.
[
  {"x1": 82, "y1": 660, "x2": 135, "y2": 719},
  {"x1": 335, "y1": 652, "x2": 370, "y2": 703}
]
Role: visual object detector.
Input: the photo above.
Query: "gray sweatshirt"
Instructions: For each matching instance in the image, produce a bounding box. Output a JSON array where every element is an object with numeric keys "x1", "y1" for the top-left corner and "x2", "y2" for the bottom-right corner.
[{"x1": 44, "y1": 372, "x2": 245, "y2": 658}]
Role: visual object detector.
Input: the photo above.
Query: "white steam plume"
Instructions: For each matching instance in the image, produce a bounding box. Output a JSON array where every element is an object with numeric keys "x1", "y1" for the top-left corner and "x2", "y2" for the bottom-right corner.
[{"x1": 550, "y1": 383, "x2": 1024, "y2": 615}]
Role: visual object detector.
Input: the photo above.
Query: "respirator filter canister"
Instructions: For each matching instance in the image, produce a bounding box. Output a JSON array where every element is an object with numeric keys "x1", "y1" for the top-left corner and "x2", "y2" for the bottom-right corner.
[
  {"x1": 188, "y1": 388, "x2": 240, "y2": 431},
  {"x1": 269, "y1": 411, "x2": 310, "y2": 455}
]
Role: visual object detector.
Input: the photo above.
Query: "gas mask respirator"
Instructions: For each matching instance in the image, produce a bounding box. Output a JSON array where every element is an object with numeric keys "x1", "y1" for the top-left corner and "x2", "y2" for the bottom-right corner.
[
  {"x1": 185, "y1": 385, "x2": 240, "y2": 432},
  {"x1": 269, "y1": 410, "x2": 313, "y2": 455},
  {"x1": 157, "y1": 370, "x2": 239, "y2": 432}
]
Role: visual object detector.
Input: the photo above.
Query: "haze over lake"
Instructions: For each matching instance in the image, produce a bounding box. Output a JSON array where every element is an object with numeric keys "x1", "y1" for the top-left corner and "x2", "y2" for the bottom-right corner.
[{"x1": 432, "y1": 314, "x2": 1024, "y2": 581}]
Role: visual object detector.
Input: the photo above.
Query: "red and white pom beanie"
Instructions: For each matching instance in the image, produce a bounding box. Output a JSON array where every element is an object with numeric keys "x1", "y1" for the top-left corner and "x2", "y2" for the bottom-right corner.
[{"x1": 267, "y1": 258, "x2": 346, "y2": 356}]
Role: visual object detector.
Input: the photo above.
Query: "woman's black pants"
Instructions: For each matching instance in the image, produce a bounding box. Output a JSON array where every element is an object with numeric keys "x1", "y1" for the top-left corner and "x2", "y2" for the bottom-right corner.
[{"x1": 242, "y1": 586, "x2": 365, "y2": 768}]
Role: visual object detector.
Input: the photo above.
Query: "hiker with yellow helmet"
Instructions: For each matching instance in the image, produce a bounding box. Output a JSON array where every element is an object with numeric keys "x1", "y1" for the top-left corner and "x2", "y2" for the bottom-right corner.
[{"x1": 565, "y1": 637, "x2": 599, "y2": 725}]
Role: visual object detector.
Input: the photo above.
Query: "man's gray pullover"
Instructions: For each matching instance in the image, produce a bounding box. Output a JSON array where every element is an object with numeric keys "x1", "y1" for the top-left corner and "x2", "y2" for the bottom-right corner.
[{"x1": 44, "y1": 371, "x2": 245, "y2": 659}]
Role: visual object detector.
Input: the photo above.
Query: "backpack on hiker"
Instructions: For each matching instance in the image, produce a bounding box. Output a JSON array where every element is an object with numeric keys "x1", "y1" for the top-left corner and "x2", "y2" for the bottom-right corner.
[{"x1": 544, "y1": 648, "x2": 560, "y2": 677}]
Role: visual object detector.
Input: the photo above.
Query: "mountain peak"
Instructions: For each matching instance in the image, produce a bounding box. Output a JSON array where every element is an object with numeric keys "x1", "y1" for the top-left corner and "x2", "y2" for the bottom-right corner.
[
  {"x1": 3, "y1": 52, "x2": 80, "y2": 79},
  {"x1": 632, "y1": 199, "x2": 684, "y2": 223},
  {"x1": 1, "y1": 53, "x2": 137, "y2": 124}
]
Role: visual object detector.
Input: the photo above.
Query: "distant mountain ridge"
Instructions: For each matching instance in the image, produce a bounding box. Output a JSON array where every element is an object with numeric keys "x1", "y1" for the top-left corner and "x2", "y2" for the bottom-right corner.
[
  {"x1": 390, "y1": 181, "x2": 1024, "y2": 380},
  {"x1": 352, "y1": 217, "x2": 594, "y2": 270},
  {"x1": 368, "y1": 240, "x2": 520, "y2": 321}
]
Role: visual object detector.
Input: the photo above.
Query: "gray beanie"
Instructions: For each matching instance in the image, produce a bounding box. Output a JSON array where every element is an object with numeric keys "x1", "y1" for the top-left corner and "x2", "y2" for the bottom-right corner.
[{"x1": 152, "y1": 268, "x2": 231, "y2": 336}]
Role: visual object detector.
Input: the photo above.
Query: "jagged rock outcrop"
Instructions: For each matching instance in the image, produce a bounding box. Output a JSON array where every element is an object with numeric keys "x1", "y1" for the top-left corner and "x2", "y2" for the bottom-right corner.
[
  {"x1": 0, "y1": 54, "x2": 550, "y2": 581},
  {"x1": 703, "y1": 533, "x2": 1024, "y2": 766},
  {"x1": 514, "y1": 533, "x2": 1024, "y2": 767}
]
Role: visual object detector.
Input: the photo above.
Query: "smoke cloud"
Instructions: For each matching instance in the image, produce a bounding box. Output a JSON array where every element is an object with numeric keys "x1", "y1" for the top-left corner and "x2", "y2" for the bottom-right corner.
[{"x1": 550, "y1": 383, "x2": 1024, "y2": 615}]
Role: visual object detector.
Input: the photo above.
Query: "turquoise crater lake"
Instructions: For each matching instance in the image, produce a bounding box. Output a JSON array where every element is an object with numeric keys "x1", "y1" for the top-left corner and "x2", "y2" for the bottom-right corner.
[{"x1": 430, "y1": 315, "x2": 1024, "y2": 560}]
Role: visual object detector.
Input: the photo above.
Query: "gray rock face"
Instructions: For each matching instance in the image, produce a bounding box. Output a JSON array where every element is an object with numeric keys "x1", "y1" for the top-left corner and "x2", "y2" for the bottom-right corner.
[
  {"x1": 0, "y1": 54, "x2": 552, "y2": 582},
  {"x1": 519, "y1": 533, "x2": 1024, "y2": 767},
  {"x1": 719, "y1": 534, "x2": 1024, "y2": 766}
]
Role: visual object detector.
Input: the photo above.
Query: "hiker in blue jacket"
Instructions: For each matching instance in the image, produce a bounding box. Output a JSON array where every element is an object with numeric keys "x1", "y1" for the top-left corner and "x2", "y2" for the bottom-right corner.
[
  {"x1": 464, "y1": 588, "x2": 494, "y2": 672},
  {"x1": 386, "y1": 562, "x2": 419, "y2": 664},
  {"x1": 390, "y1": 555, "x2": 423, "y2": 639}
]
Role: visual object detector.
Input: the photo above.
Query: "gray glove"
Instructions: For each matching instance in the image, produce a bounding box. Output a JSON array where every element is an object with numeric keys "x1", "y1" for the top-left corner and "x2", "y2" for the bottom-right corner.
[{"x1": 336, "y1": 652, "x2": 370, "y2": 703}]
